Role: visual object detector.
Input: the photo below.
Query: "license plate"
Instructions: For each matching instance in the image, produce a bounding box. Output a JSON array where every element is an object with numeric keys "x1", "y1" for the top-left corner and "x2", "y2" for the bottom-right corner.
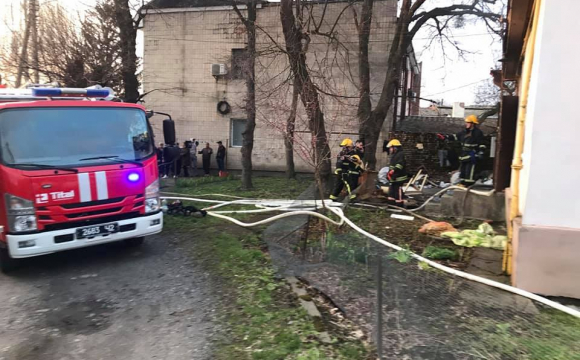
[{"x1": 76, "y1": 223, "x2": 119, "y2": 239}]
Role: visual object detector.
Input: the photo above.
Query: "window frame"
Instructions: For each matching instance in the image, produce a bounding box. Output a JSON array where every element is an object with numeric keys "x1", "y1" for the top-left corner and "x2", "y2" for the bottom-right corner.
[{"x1": 230, "y1": 118, "x2": 247, "y2": 148}]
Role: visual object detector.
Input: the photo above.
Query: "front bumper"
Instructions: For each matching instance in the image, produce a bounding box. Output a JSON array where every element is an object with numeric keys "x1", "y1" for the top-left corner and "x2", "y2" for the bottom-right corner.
[{"x1": 6, "y1": 212, "x2": 163, "y2": 258}]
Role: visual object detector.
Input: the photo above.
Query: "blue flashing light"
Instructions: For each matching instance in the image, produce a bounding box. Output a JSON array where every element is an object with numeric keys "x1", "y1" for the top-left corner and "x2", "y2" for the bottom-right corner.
[
  {"x1": 32, "y1": 88, "x2": 62, "y2": 97},
  {"x1": 86, "y1": 89, "x2": 110, "y2": 98},
  {"x1": 31, "y1": 87, "x2": 110, "y2": 98},
  {"x1": 128, "y1": 173, "x2": 140, "y2": 182}
]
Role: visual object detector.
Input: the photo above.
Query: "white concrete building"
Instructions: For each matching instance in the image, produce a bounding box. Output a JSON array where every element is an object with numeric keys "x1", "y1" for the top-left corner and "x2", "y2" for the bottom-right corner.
[{"x1": 502, "y1": 0, "x2": 580, "y2": 298}]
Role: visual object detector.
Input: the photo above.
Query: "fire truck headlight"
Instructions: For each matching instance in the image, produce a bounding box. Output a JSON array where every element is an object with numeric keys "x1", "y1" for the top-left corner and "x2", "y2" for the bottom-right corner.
[
  {"x1": 145, "y1": 180, "x2": 160, "y2": 213},
  {"x1": 12, "y1": 215, "x2": 38, "y2": 232},
  {"x1": 4, "y1": 194, "x2": 37, "y2": 233}
]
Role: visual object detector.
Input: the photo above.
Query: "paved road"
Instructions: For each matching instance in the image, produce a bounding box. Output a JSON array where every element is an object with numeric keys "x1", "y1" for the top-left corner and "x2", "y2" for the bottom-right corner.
[{"x1": 0, "y1": 232, "x2": 216, "y2": 360}]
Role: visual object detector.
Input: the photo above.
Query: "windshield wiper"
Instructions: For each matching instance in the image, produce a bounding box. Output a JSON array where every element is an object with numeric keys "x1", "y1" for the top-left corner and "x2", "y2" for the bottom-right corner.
[
  {"x1": 79, "y1": 156, "x2": 143, "y2": 167},
  {"x1": 13, "y1": 163, "x2": 79, "y2": 173}
]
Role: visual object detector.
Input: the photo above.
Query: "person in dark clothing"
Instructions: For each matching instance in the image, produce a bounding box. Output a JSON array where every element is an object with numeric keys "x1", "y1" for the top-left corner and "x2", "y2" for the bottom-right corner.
[
  {"x1": 330, "y1": 138, "x2": 364, "y2": 201},
  {"x1": 216, "y1": 141, "x2": 226, "y2": 174},
  {"x1": 199, "y1": 142, "x2": 213, "y2": 176},
  {"x1": 157, "y1": 143, "x2": 165, "y2": 177},
  {"x1": 355, "y1": 139, "x2": 365, "y2": 160},
  {"x1": 162, "y1": 144, "x2": 173, "y2": 178},
  {"x1": 386, "y1": 139, "x2": 408, "y2": 207},
  {"x1": 181, "y1": 141, "x2": 191, "y2": 177},
  {"x1": 190, "y1": 140, "x2": 198, "y2": 176},
  {"x1": 438, "y1": 115, "x2": 486, "y2": 186}
]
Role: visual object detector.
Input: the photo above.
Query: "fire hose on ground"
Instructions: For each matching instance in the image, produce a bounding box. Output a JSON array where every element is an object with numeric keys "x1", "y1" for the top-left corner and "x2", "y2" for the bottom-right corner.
[{"x1": 160, "y1": 194, "x2": 580, "y2": 319}]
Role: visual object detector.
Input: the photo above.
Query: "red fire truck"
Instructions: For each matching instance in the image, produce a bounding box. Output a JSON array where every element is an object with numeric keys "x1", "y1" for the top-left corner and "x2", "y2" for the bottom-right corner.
[{"x1": 0, "y1": 86, "x2": 164, "y2": 272}]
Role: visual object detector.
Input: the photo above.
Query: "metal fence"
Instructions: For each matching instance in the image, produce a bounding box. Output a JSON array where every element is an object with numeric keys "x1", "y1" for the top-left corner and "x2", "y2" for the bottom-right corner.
[{"x1": 263, "y1": 192, "x2": 580, "y2": 359}]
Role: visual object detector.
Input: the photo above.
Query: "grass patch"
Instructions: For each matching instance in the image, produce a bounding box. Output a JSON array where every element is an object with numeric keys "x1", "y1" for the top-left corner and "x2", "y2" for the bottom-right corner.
[
  {"x1": 173, "y1": 176, "x2": 313, "y2": 200},
  {"x1": 458, "y1": 309, "x2": 580, "y2": 360},
  {"x1": 164, "y1": 202, "x2": 371, "y2": 360},
  {"x1": 422, "y1": 246, "x2": 458, "y2": 261}
]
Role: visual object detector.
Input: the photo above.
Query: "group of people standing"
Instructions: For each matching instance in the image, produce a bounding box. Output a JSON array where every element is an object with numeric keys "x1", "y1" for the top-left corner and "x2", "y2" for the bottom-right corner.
[
  {"x1": 330, "y1": 114, "x2": 486, "y2": 207},
  {"x1": 157, "y1": 140, "x2": 227, "y2": 178}
]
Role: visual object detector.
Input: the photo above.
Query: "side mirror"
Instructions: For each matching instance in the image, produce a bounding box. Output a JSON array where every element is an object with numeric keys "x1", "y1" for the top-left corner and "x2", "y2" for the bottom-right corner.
[{"x1": 163, "y1": 118, "x2": 176, "y2": 145}]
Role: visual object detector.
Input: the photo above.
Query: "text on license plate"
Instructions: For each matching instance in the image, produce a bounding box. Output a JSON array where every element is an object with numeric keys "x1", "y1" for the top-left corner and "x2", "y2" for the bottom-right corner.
[{"x1": 76, "y1": 223, "x2": 119, "y2": 239}]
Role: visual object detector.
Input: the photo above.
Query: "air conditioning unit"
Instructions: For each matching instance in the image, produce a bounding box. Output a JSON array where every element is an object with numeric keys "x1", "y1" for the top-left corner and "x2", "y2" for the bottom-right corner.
[{"x1": 211, "y1": 64, "x2": 228, "y2": 76}]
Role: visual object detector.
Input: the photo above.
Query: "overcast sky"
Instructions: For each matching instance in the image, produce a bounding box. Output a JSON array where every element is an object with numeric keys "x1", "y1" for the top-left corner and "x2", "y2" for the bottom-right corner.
[{"x1": 1, "y1": 0, "x2": 502, "y2": 106}]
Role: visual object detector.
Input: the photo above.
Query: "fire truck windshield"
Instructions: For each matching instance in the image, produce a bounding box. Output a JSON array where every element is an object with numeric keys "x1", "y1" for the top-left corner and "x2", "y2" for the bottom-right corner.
[{"x1": 0, "y1": 107, "x2": 154, "y2": 168}]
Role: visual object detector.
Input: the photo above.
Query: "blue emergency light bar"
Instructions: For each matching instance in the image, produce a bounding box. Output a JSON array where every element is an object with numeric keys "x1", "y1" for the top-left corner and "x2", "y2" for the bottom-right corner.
[{"x1": 31, "y1": 88, "x2": 110, "y2": 98}]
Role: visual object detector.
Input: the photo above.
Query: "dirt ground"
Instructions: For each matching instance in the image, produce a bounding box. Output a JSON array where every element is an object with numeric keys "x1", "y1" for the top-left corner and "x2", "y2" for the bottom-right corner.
[{"x1": 0, "y1": 232, "x2": 217, "y2": 360}]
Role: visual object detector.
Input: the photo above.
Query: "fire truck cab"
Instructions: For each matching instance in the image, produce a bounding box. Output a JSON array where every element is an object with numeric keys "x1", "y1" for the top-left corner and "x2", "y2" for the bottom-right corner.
[{"x1": 0, "y1": 86, "x2": 163, "y2": 272}]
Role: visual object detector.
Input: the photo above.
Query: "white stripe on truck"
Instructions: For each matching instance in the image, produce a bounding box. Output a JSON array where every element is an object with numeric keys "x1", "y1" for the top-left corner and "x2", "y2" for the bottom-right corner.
[
  {"x1": 78, "y1": 173, "x2": 92, "y2": 202},
  {"x1": 95, "y1": 172, "x2": 109, "y2": 200}
]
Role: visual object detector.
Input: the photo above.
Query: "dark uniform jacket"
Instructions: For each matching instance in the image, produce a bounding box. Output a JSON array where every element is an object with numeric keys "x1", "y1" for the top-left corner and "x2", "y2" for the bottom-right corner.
[
  {"x1": 389, "y1": 150, "x2": 408, "y2": 184},
  {"x1": 453, "y1": 127, "x2": 486, "y2": 162},
  {"x1": 336, "y1": 148, "x2": 362, "y2": 176},
  {"x1": 217, "y1": 145, "x2": 226, "y2": 160}
]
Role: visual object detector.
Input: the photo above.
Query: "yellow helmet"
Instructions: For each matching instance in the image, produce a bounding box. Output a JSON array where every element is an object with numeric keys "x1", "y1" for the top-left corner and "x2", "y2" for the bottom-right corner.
[
  {"x1": 340, "y1": 138, "x2": 354, "y2": 147},
  {"x1": 351, "y1": 154, "x2": 361, "y2": 162},
  {"x1": 386, "y1": 139, "x2": 402, "y2": 147},
  {"x1": 465, "y1": 115, "x2": 479, "y2": 124}
]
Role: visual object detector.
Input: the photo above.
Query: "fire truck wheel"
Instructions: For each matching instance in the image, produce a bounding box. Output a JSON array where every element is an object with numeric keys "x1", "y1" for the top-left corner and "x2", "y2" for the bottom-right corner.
[
  {"x1": 124, "y1": 237, "x2": 145, "y2": 247},
  {"x1": 0, "y1": 248, "x2": 19, "y2": 273}
]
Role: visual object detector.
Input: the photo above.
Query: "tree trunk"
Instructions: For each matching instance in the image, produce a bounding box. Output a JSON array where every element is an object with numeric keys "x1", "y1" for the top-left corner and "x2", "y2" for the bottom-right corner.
[
  {"x1": 285, "y1": 79, "x2": 298, "y2": 179},
  {"x1": 114, "y1": 0, "x2": 139, "y2": 103},
  {"x1": 16, "y1": 0, "x2": 32, "y2": 88},
  {"x1": 358, "y1": 1, "x2": 412, "y2": 170},
  {"x1": 240, "y1": 0, "x2": 257, "y2": 190},
  {"x1": 280, "y1": 0, "x2": 331, "y2": 185},
  {"x1": 356, "y1": 0, "x2": 373, "y2": 140}
]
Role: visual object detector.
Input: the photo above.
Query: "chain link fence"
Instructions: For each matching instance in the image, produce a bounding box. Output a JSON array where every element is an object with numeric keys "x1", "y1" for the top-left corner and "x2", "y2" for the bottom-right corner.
[{"x1": 263, "y1": 187, "x2": 580, "y2": 359}]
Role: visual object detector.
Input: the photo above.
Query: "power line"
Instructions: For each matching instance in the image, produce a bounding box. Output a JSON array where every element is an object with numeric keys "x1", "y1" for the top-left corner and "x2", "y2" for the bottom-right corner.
[{"x1": 423, "y1": 78, "x2": 489, "y2": 97}]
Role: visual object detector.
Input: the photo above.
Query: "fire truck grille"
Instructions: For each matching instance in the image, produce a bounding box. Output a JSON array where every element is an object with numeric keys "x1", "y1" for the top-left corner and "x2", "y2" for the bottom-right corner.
[
  {"x1": 61, "y1": 197, "x2": 126, "y2": 209},
  {"x1": 66, "y1": 207, "x2": 123, "y2": 219},
  {"x1": 43, "y1": 212, "x2": 141, "y2": 232}
]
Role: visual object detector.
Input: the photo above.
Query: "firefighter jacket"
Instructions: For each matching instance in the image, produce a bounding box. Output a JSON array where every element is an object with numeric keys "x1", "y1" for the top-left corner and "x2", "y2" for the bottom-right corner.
[
  {"x1": 389, "y1": 150, "x2": 408, "y2": 184},
  {"x1": 335, "y1": 149, "x2": 363, "y2": 176},
  {"x1": 452, "y1": 127, "x2": 486, "y2": 163}
]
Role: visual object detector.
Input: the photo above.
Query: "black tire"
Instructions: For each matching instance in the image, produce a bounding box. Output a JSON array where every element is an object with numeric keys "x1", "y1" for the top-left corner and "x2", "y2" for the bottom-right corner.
[
  {"x1": 0, "y1": 247, "x2": 19, "y2": 273},
  {"x1": 124, "y1": 237, "x2": 145, "y2": 247}
]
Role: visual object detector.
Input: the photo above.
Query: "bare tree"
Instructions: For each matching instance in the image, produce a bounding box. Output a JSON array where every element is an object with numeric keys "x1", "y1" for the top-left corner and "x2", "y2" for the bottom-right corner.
[
  {"x1": 355, "y1": 0, "x2": 504, "y2": 169},
  {"x1": 474, "y1": 78, "x2": 500, "y2": 106},
  {"x1": 280, "y1": 0, "x2": 332, "y2": 196},
  {"x1": 231, "y1": 0, "x2": 258, "y2": 190},
  {"x1": 113, "y1": 0, "x2": 144, "y2": 103},
  {"x1": 82, "y1": 0, "x2": 123, "y2": 92},
  {"x1": 285, "y1": 79, "x2": 298, "y2": 179}
]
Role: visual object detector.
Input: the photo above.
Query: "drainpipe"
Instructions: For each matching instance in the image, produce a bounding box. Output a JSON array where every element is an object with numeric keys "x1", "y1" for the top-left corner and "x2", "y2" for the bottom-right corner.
[{"x1": 505, "y1": 0, "x2": 542, "y2": 275}]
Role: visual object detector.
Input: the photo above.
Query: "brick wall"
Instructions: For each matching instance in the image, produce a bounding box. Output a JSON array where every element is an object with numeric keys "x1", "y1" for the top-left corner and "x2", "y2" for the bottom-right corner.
[{"x1": 143, "y1": 0, "x2": 398, "y2": 172}]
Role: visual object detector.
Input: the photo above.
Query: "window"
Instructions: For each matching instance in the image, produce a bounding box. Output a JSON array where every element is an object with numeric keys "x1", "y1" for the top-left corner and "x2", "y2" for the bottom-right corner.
[
  {"x1": 231, "y1": 119, "x2": 247, "y2": 147},
  {"x1": 231, "y1": 48, "x2": 248, "y2": 80}
]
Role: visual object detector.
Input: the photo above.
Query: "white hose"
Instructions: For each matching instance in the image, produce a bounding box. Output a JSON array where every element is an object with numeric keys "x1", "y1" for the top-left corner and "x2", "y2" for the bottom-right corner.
[
  {"x1": 161, "y1": 191, "x2": 247, "y2": 199},
  {"x1": 161, "y1": 195, "x2": 580, "y2": 319},
  {"x1": 407, "y1": 186, "x2": 495, "y2": 213},
  {"x1": 209, "y1": 209, "x2": 345, "y2": 227}
]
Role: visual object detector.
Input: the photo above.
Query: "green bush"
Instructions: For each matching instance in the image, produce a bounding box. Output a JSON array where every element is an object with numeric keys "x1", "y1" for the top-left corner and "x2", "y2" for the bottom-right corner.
[{"x1": 422, "y1": 246, "x2": 458, "y2": 261}]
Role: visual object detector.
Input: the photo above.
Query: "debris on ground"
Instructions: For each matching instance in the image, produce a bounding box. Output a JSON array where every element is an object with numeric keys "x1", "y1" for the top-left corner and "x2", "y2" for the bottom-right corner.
[
  {"x1": 391, "y1": 214, "x2": 415, "y2": 221},
  {"x1": 163, "y1": 200, "x2": 207, "y2": 217},
  {"x1": 418, "y1": 221, "x2": 458, "y2": 236},
  {"x1": 442, "y1": 223, "x2": 507, "y2": 250}
]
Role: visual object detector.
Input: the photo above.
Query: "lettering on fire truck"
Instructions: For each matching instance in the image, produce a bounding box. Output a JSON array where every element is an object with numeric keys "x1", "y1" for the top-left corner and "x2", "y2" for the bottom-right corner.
[{"x1": 35, "y1": 191, "x2": 75, "y2": 204}]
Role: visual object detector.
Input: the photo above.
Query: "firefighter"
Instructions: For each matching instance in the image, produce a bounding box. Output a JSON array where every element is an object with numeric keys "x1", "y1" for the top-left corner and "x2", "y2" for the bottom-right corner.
[
  {"x1": 438, "y1": 115, "x2": 486, "y2": 186},
  {"x1": 354, "y1": 139, "x2": 365, "y2": 160},
  {"x1": 330, "y1": 138, "x2": 363, "y2": 200},
  {"x1": 386, "y1": 139, "x2": 408, "y2": 206}
]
